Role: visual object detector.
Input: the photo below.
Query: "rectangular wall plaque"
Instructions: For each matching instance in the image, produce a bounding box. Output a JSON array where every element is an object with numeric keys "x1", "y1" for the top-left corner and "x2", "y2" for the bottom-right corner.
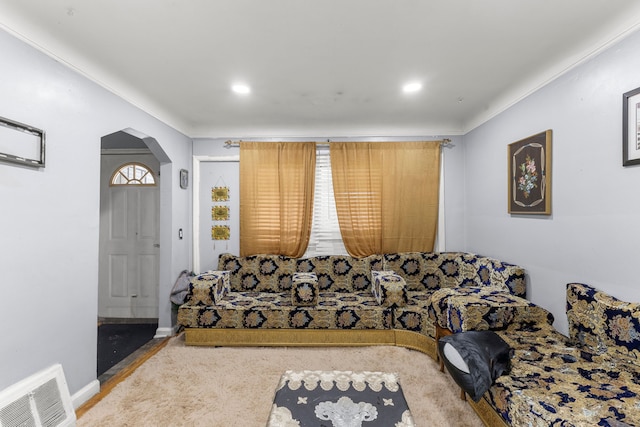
[{"x1": 0, "y1": 116, "x2": 45, "y2": 168}]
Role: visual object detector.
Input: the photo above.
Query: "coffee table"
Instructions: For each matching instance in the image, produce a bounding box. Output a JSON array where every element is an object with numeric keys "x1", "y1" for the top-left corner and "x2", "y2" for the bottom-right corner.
[{"x1": 267, "y1": 370, "x2": 415, "y2": 427}]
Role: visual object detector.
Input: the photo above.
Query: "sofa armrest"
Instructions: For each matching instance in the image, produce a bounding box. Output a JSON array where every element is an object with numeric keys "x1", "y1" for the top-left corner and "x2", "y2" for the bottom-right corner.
[
  {"x1": 567, "y1": 282, "x2": 640, "y2": 361},
  {"x1": 372, "y1": 270, "x2": 408, "y2": 307},
  {"x1": 184, "y1": 271, "x2": 230, "y2": 305},
  {"x1": 429, "y1": 286, "x2": 553, "y2": 333}
]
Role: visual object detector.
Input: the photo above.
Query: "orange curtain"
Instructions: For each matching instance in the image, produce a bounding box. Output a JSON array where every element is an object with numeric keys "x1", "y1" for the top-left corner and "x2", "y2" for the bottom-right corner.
[
  {"x1": 330, "y1": 141, "x2": 441, "y2": 257},
  {"x1": 240, "y1": 142, "x2": 316, "y2": 257}
]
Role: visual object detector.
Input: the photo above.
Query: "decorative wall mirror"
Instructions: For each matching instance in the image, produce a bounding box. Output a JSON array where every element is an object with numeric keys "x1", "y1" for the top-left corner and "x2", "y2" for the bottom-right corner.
[{"x1": 0, "y1": 116, "x2": 45, "y2": 168}]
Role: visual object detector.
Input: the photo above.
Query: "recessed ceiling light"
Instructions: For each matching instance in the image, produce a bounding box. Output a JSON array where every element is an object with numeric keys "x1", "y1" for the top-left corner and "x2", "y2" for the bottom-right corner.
[
  {"x1": 232, "y1": 84, "x2": 251, "y2": 94},
  {"x1": 402, "y1": 82, "x2": 422, "y2": 93}
]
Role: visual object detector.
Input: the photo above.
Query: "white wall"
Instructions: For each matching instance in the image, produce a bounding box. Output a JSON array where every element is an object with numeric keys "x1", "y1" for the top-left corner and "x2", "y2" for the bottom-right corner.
[
  {"x1": 440, "y1": 135, "x2": 466, "y2": 251},
  {"x1": 463, "y1": 28, "x2": 640, "y2": 335},
  {"x1": 0, "y1": 28, "x2": 192, "y2": 399}
]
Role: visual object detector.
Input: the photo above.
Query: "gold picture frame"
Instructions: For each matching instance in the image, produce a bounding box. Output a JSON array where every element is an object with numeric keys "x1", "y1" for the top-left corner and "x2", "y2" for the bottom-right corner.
[
  {"x1": 212, "y1": 186, "x2": 230, "y2": 201},
  {"x1": 212, "y1": 225, "x2": 230, "y2": 240},
  {"x1": 508, "y1": 130, "x2": 552, "y2": 215},
  {"x1": 212, "y1": 205, "x2": 230, "y2": 221}
]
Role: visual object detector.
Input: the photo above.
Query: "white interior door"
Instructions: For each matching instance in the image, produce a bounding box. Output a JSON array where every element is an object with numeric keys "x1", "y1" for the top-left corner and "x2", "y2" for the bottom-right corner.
[{"x1": 99, "y1": 153, "x2": 160, "y2": 319}]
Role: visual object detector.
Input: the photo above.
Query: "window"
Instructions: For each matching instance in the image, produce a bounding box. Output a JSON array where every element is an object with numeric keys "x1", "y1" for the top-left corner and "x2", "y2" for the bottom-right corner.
[
  {"x1": 239, "y1": 142, "x2": 315, "y2": 257},
  {"x1": 304, "y1": 146, "x2": 348, "y2": 257},
  {"x1": 305, "y1": 141, "x2": 444, "y2": 257},
  {"x1": 110, "y1": 162, "x2": 156, "y2": 186}
]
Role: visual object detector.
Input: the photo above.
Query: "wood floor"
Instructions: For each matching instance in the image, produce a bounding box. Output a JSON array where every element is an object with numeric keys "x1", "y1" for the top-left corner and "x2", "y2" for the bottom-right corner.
[{"x1": 77, "y1": 337, "x2": 169, "y2": 419}]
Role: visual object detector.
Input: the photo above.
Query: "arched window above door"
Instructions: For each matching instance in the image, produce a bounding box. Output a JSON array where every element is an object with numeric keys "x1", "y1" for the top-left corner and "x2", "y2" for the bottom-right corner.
[{"x1": 110, "y1": 162, "x2": 156, "y2": 186}]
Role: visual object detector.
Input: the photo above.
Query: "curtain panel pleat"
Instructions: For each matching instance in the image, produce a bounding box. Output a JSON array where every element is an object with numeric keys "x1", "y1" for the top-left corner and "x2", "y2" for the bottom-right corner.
[
  {"x1": 330, "y1": 141, "x2": 441, "y2": 257},
  {"x1": 239, "y1": 142, "x2": 316, "y2": 257}
]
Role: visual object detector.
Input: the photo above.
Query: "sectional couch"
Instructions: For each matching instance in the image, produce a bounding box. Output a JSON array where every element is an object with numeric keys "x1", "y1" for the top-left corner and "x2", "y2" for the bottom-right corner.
[
  {"x1": 433, "y1": 283, "x2": 640, "y2": 427},
  {"x1": 177, "y1": 251, "x2": 525, "y2": 358},
  {"x1": 177, "y1": 252, "x2": 640, "y2": 426}
]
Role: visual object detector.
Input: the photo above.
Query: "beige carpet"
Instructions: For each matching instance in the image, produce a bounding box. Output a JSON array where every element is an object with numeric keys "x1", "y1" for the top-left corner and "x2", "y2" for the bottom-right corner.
[{"x1": 78, "y1": 334, "x2": 484, "y2": 427}]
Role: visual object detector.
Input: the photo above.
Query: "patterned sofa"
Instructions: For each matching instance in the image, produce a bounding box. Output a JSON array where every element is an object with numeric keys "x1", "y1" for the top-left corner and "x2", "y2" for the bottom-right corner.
[
  {"x1": 434, "y1": 283, "x2": 640, "y2": 427},
  {"x1": 177, "y1": 252, "x2": 526, "y2": 357}
]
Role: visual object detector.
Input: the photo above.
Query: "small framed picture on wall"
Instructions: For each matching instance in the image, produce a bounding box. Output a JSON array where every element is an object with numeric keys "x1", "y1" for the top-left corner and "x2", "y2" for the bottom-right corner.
[
  {"x1": 180, "y1": 169, "x2": 189, "y2": 189},
  {"x1": 623, "y1": 86, "x2": 640, "y2": 166}
]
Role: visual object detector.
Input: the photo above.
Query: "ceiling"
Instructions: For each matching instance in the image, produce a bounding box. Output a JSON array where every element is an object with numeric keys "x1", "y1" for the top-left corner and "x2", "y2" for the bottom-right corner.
[{"x1": 2, "y1": 1, "x2": 640, "y2": 139}]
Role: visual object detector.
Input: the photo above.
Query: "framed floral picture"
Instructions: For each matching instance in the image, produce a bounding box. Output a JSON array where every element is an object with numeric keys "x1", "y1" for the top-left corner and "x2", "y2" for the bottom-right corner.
[{"x1": 508, "y1": 130, "x2": 552, "y2": 215}]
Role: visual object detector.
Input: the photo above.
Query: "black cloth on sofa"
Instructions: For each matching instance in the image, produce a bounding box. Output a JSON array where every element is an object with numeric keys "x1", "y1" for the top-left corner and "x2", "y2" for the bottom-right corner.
[{"x1": 438, "y1": 330, "x2": 513, "y2": 402}]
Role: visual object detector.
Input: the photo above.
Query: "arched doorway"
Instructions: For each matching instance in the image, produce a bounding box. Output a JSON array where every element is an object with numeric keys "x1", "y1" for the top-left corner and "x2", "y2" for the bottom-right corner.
[{"x1": 97, "y1": 129, "x2": 168, "y2": 378}]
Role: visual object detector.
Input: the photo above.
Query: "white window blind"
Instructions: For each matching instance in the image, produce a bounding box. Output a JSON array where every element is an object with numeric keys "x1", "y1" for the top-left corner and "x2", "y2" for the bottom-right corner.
[
  {"x1": 304, "y1": 146, "x2": 348, "y2": 257},
  {"x1": 302, "y1": 142, "x2": 446, "y2": 256}
]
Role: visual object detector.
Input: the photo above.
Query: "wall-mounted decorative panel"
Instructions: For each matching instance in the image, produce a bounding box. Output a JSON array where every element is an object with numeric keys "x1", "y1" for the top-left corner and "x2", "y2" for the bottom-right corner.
[{"x1": 0, "y1": 116, "x2": 45, "y2": 168}]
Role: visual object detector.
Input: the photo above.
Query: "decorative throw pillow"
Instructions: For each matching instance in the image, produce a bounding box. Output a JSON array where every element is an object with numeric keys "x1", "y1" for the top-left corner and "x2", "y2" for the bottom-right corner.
[
  {"x1": 371, "y1": 270, "x2": 408, "y2": 307},
  {"x1": 438, "y1": 330, "x2": 513, "y2": 402},
  {"x1": 187, "y1": 271, "x2": 230, "y2": 305},
  {"x1": 291, "y1": 272, "x2": 319, "y2": 306}
]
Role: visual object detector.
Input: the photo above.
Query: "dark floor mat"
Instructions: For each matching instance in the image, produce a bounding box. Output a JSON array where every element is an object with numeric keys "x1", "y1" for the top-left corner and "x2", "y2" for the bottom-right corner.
[{"x1": 97, "y1": 323, "x2": 158, "y2": 376}]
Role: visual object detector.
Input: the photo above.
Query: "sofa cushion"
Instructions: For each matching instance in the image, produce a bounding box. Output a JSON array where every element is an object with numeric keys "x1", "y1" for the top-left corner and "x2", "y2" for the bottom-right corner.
[
  {"x1": 185, "y1": 271, "x2": 230, "y2": 306},
  {"x1": 296, "y1": 255, "x2": 382, "y2": 292},
  {"x1": 428, "y1": 286, "x2": 553, "y2": 333},
  {"x1": 460, "y1": 254, "x2": 526, "y2": 297},
  {"x1": 438, "y1": 330, "x2": 513, "y2": 402},
  {"x1": 218, "y1": 253, "x2": 296, "y2": 292},
  {"x1": 383, "y1": 252, "x2": 526, "y2": 297},
  {"x1": 393, "y1": 292, "x2": 435, "y2": 338},
  {"x1": 567, "y1": 282, "x2": 640, "y2": 363},
  {"x1": 178, "y1": 290, "x2": 394, "y2": 330},
  {"x1": 291, "y1": 273, "x2": 319, "y2": 306},
  {"x1": 372, "y1": 270, "x2": 408, "y2": 307},
  {"x1": 486, "y1": 325, "x2": 640, "y2": 427}
]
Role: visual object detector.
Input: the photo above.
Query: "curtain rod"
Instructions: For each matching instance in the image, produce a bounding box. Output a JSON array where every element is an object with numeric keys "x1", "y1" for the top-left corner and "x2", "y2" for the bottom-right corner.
[{"x1": 224, "y1": 138, "x2": 451, "y2": 148}]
